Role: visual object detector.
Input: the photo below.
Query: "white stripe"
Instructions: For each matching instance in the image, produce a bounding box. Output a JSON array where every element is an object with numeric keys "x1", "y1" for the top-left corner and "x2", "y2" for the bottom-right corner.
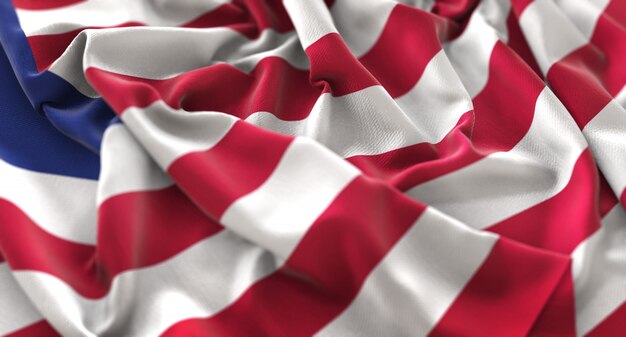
[
  {"x1": 518, "y1": 0, "x2": 590, "y2": 74},
  {"x1": 97, "y1": 123, "x2": 172, "y2": 206},
  {"x1": 247, "y1": 51, "x2": 470, "y2": 157},
  {"x1": 572, "y1": 204, "x2": 626, "y2": 336},
  {"x1": 230, "y1": 33, "x2": 309, "y2": 73},
  {"x1": 0, "y1": 160, "x2": 97, "y2": 244},
  {"x1": 330, "y1": 0, "x2": 396, "y2": 56},
  {"x1": 0, "y1": 263, "x2": 43, "y2": 335},
  {"x1": 13, "y1": 230, "x2": 276, "y2": 337},
  {"x1": 221, "y1": 137, "x2": 360, "y2": 258},
  {"x1": 396, "y1": 0, "x2": 434, "y2": 10},
  {"x1": 50, "y1": 28, "x2": 302, "y2": 97},
  {"x1": 615, "y1": 85, "x2": 626, "y2": 109},
  {"x1": 80, "y1": 28, "x2": 301, "y2": 80},
  {"x1": 407, "y1": 87, "x2": 587, "y2": 230},
  {"x1": 120, "y1": 101, "x2": 237, "y2": 170},
  {"x1": 444, "y1": 0, "x2": 507, "y2": 98},
  {"x1": 552, "y1": 0, "x2": 611, "y2": 40},
  {"x1": 476, "y1": 0, "x2": 511, "y2": 42},
  {"x1": 316, "y1": 207, "x2": 497, "y2": 337},
  {"x1": 394, "y1": 49, "x2": 473, "y2": 143},
  {"x1": 245, "y1": 89, "x2": 414, "y2": 158},
  {"x1": 283, "y1": 0, "x2": 338, "y2": 49},
  {"x1": 16, "y1": 0, "x2": 229, "y2": 36},
  {"x1": 583, "y1": 99, "x2": 626, "y2": 201}
]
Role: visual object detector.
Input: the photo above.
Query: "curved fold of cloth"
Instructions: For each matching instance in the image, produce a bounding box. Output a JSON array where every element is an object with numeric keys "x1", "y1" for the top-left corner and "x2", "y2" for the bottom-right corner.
[{"x1": 0, "y1": 0, "x2": 625, "y2": 336}]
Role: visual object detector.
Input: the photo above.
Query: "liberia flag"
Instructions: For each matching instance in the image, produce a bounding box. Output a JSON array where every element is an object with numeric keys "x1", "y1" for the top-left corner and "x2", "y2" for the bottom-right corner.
[{"x1": 0, "y1": 0, "x2": 624, "y2": 336}]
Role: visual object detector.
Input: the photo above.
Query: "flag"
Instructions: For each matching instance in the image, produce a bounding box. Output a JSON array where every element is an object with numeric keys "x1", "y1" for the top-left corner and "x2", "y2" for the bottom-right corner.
[{"x1": 0, "y1": 0, "x2": 625, "y2": 336}]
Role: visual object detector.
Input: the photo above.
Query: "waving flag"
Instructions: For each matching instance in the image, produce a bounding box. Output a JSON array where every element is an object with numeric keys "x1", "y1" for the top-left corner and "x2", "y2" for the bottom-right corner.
[{"x1": 0, "y1": 0, "x2": 625, "y2": 336}]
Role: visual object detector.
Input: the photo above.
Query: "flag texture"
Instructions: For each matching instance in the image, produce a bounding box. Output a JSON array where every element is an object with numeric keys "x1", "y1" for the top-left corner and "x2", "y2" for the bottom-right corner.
[{"x1": 0, "y1": 0, "x2": 625, "y2": 336}]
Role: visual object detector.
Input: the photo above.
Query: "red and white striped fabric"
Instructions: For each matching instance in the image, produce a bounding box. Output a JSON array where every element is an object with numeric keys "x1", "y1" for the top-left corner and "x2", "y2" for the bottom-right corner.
[{"x1": 0, "y1": 0, "x2": 625, "y2": 336}]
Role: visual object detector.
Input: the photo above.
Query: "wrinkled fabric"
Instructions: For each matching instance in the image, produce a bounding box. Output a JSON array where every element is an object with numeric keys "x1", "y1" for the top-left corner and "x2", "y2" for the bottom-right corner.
[{"x1": 0, "y1": 0, "x2": 625, "y2": 336}]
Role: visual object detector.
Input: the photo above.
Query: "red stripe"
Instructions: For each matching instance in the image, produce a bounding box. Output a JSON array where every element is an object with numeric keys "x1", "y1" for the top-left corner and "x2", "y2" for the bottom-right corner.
[
  {"x1": 358, "y1": 4, "x2": 447, "y2": 98},
  {"x1": 488, "y1": 149, "x2": 600, "y2": 254},
  {"x1": 229, "y1": 0, "x2": 293, "y2": 35},
  {"x1": 96, "y1": 186, "x2": 223, "y2": 276},
  {"x1": 178, "y1": 3, "x2": 252, "y2": 34},
  {"x1": 510, "y1": 0, "x2": 534, "y2": 17},
  {"x1": 348, "y1": 111, "x2": 481, "y2": 189},
  {"x1": 603, "y1": 0, "x2": 626, "y2": 31},
  {"x1": 527, "y1": 268, "x2": 577, "y2": 337},
  {"x1": 86, "y1": 57, "x2": 319, "y2": 119},
  {"x1": 4, "y1": 320, "x2": 61, "y2": 337},
  {"x1": 292, "y1": 5, "x2": 446, "y2": 98},
  {"x1": 0, "y1": 185, "x2": 222, "y2": 298},
  {"x1": 167, "y1": 120, "x2": 294, "y2": 219},
  {"x1": 12, "y1": 0, "x2": 83, "y2": 10},
  {"x1": 428, "y1": 238, "x2": 571, "y2": 337},
  {"x1": 0, "y1": 198, "x2": 98, "y2": 297},
  {"x1": 547, "y1": 43, "x2": 614, "y2": 128},
  {"x1": 586, "y1": 301, "x2": 626, "y2": 337},
  {"x1": 160, "y1": 175, "x2": 426, "y2": 337},
  {"x1": 589, "y1": 6, "x2": 626, "y2": 99},
  {"x1": 226, "y1": 0, "x2": 335, "y2": 36},
  {"x1": 505, "y1": 9, "x2": 542, "y2": 78},
  {"x1": 85, "y1": 67, "x2": 162, "y2": 113},
  {"x1": 304, "y1": 30, "x2": 383, "y2": 95},
  {"x1": 599, "y1": 172, "x2": 619, "y2": 217},
  {"x1": 431, "y1": 0, "x2": 478, "y2": 22},
  {"x1": 471, "y1": 41, "x2": 543, "y2": 153},
  {"x1": 350, "y1": 41, "x2": 543, "y2": 190}
]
